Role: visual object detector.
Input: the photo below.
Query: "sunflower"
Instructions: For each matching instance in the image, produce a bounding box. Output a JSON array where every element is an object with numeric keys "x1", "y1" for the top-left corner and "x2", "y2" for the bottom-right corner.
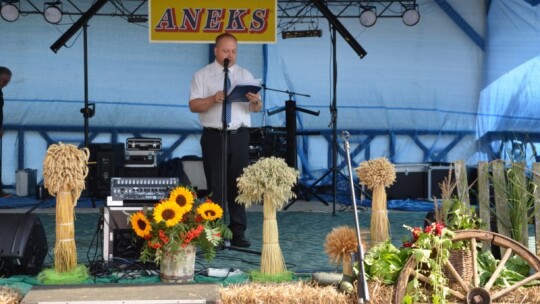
[
  {"x1": 169, "y1": 186, "x2": 194, "y2": 214},
  {"x1": 197, "y1": 200, "x2": 224, "y2": 220},
  {"x1": 153, "y1": 200, "x2": 184, "y2": 227},
  {"x1": 130, "y1": 211, "x2": 152, "y2": 238}
]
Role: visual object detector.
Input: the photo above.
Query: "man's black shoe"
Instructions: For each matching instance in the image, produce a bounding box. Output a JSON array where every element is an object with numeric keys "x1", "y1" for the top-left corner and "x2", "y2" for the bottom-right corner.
[{"x1": 231, "y1": 236, "x2": 251, "y2": 248}]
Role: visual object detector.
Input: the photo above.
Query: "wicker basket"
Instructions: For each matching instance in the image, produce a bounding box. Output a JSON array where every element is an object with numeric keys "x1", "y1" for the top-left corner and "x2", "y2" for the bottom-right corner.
[{"x1": 443, "y1": 249, "x2": 473, "y2": 285}]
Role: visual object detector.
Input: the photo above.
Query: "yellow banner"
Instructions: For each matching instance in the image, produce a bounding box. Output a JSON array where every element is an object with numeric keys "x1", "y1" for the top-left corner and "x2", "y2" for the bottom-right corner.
[{"x1": 149, "y1": 0, "x2": 276, "y2": 43}]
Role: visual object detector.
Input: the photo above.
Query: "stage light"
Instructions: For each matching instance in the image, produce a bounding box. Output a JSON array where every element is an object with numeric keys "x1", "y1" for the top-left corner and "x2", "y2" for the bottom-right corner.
[
  {"x1": 1, "y1": 1, "x2": 20, "y2": 22},
  {"x1": 402, "y1": 5, "x2": 420, "y2": 26},
  {"x1": 281, "y1": 29, "x2": 322, "y2": 39},
  {"x1": 44, "y1": 1, "x2": 63, "y2": 24},
  {"x1": 359, "y1": 7, "x2": 377, "y2": 27},
  {"x1": 127, "y1": 16, "x2": 148, "y2": 23}
]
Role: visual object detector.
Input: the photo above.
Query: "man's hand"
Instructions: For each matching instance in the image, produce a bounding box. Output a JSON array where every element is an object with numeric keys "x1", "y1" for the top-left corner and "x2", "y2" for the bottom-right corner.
[
  {"x1": 245, "y1": 92, "x2": 260, "y2": 104},
  {"x1": 246, "y1": 92, "x2": 262, "y2": 112},
  {"x1": 214, "y1": 91, "x2": 226, "y2": 104}
]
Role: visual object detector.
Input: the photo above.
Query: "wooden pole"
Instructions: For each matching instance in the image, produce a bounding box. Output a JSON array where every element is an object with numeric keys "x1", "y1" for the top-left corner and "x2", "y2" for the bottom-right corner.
[
  {"x1": 512, "y1": 162, "x2": 528, "y2": 247},
  {"x1": 492, "y1": 160, "x2": 512, "y2": 243},
  {"x1": 477, "y1": 161, "x2": 491, "y2": 252},
  {"x1": 532, "y1": 163, "x2": 540, "y2": 257}
]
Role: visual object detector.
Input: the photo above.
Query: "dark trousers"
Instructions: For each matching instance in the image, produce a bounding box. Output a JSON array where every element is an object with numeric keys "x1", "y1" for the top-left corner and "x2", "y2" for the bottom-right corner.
[{"x1": 201, "y1": 127, "x2": 249, "y2": 238}]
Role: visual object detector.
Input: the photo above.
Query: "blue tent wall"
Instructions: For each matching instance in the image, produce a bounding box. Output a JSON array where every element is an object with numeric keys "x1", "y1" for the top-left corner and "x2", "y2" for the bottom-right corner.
[
  {"x1": 1, "y1": 0, "x2": 537, "y2": 191},
  {"x1": 477, "y1": 0, "x2": 540, "y2": 162}
]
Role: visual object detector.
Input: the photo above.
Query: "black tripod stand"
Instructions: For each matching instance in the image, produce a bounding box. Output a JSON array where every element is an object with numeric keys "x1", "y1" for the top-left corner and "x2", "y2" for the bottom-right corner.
[
  {"x1": 265, "y1": 88, "x2": 327, "y2": 210},
  {"x1": 301, "y1": 25, "x2": 367, "y2": 216}
]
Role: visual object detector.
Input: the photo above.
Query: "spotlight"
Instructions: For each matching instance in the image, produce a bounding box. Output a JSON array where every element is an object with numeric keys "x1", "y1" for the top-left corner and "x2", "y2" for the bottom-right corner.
[
  {"x1": 44, "y1": 1, "x2": 63, "y2": 24},
  {"x1": 281, "y1": 29, "x2": 322, "y2": 39},
  {"x1": 402, "y1": 5, "x2": 420, "y2": 26},
  {"x1": 127, "y1": 16, "x2": 148, "y2": 23},
  {"x1": 1, "y1": 1, "x2": 20, "y2": 22},
  {"x1": 359, "y1": 7, "x2": 377, "y2": 27}
]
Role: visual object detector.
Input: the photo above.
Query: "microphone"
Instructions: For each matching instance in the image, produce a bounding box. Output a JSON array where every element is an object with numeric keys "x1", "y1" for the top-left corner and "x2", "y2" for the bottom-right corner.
[
  {"x1": 341, "y1": 130, "x2": 350, "y2": 141},
  {"x1": 223, "y1": 58, "x2": 230, "y2": 69}
]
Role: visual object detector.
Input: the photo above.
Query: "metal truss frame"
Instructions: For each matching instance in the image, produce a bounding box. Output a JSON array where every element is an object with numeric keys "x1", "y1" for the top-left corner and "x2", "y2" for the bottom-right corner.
[{"x1": 4, "y1": 124, "x2": 474, "y2": 187}]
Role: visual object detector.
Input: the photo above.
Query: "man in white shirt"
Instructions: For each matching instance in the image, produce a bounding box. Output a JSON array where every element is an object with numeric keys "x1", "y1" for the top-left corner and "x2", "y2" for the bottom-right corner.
[{"x1": 189, "y1": 33, "x2": 262, "y2": 248}]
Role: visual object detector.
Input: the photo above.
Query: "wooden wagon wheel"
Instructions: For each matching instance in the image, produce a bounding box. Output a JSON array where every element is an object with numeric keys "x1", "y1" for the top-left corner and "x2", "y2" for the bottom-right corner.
[{"x1": 394, "y1": 230, "x2": 540, "y2": 303}]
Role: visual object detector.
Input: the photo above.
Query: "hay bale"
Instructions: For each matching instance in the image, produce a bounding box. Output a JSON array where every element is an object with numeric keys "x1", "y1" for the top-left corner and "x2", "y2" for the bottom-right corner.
[
  {"x1": 220, "y1": 281, "x2": 352, "y2": 304},
  {"x1": 0, "y1": 286, "x2": 23, "y2": 304}
]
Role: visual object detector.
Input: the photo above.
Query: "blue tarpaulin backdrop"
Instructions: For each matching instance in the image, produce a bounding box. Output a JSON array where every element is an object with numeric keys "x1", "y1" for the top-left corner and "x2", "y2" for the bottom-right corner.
[{"x1": 0, "y1": 0, "x2": 539, "y2": 204}]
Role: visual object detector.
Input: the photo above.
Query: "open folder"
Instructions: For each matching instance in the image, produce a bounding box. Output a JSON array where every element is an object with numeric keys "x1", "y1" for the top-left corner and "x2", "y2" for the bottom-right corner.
[{"x1": 227, "y1": 79, "x2": 262, "y2": 103}]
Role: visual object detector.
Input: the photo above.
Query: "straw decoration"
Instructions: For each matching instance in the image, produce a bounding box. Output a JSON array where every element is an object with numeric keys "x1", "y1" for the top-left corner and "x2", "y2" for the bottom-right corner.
[
  {"x1": 236, "y1": 157, "x2": 299, "y2": 210},
  {"x1": 43, "y1": 142, "x2": 90, "y2": 205},
  {"x1": 324, "y1": 226, "x2": 359, "y2": 276},
  {"x1": 0, "y1": 287, "x2": 22, "y2": 304},
  {"x1": 355, "y1": 157, "x2": 396, "y2": 247},
  {"x1": 43, "y1": 142, "x2": 89, "y2": 273},
  {"x1": 236, "y1": 157, "x2": 299, "y2": 275},
  {"x1": 355, "y1": 157, "x2": 396, "y2": 190},
  {"x1": 260, "y1": 193, "x2": 286, "y2": 274}
]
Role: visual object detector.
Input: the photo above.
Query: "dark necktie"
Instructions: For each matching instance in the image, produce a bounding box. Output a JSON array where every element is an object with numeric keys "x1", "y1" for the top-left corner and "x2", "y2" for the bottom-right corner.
[{"x1": 225, "y1": 74, "x2": 232, "y2": 125}]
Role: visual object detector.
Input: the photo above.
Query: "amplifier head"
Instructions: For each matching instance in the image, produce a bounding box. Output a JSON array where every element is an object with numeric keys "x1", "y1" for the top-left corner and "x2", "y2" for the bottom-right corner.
[{"x1": 126, "y1": 137, "x2": 162, "y2": 151}]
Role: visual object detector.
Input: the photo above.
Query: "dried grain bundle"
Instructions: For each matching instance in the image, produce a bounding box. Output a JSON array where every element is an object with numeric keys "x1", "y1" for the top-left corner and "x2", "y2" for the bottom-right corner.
[
  {"x1": 236, "y1": 156, "x2": 299, "y2": 209},
  {"x1": 356, "y1": 157, "x2": 396, "y2": 247},
  {"x1": 0, "y1": 286, "x2": 23, "y2": 304},
  {"x1": 355, "y1": 157, "x2": 396, "y2": 190},
  {"x1": 43, "y1": 142, "x2": 90, "y2": 205},
  {"x1": 324, "y1": 226, "x2": 358, "y2": 276},
  {"x1": 220, "y1": 282, "x2": 352, "y2": 304},
  {"x1": 42, "y1": 142, "x2": 89, "y2": 273},
  {"x1": 236, "y1": 157, "x2": 299, "y2": 276}
]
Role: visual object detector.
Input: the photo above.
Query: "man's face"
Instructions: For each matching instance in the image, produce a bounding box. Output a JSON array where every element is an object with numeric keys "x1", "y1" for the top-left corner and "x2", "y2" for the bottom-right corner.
[
  {"x1": 0, "y1": 74, "x2": 11, "y2": 89},
  {"x1": 214, "y1": 37, "x2": 237, "y2": 67}
]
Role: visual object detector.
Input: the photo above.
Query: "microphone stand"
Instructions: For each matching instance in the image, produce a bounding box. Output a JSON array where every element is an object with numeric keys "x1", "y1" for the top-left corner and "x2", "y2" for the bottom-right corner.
[
  {"x1": 220, "y1": 60, "x2": 260, "y2": 255},
  {"x1": 221, "y1": 59, "x2": 230, "y2": 240},
  {"x1": 343, "y1": 130, "x2": 369, "y2": 303}
]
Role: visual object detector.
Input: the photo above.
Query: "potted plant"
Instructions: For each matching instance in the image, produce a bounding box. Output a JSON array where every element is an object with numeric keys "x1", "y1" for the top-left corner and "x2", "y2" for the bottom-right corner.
[{"x1": 129, "y1": 185, "x2": 232, "y2": 282}]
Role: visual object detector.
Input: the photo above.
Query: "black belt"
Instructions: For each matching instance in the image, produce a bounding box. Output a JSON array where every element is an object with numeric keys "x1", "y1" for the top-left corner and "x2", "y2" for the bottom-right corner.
[{"x1": 204, "y1": 127, "x2": 245, "y2": 134}]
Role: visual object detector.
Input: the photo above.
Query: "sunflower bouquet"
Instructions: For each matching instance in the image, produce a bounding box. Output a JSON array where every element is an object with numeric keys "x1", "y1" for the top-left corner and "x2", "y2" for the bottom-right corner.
[{"x1": 129, "y1": 186, "x2": 232, "y2": 264}]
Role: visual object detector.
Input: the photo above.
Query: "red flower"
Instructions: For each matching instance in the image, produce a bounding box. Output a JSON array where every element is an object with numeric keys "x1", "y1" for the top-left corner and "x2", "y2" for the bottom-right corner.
[
  {"x1": 412, "y1": 227, "x2": 422, "y2": 240},
  {"x1": 424, "y1": 224, "x2": 434, "y2": 234},
  {"x1": 181, "y1": 225, "x2": 205, "y2": 245},
  {"x1": 435, "y1": 222, "x2": 445, "y2": 236},
  {"x1": 403, "y1": 242, "x2": 413, "y2": 248},
  {"x1": 148, "y1": 240, "x2": 162, "y2": 250},
  {"x1": 159, "y1": 230, "x2": 169, "y2": 244}
]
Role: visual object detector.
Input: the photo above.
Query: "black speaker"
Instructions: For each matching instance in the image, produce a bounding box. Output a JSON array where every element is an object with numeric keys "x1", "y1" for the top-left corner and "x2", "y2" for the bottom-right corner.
[
  {"x1": 87, "y1": 143, "x2": 125, "y2": 198},
  {"x1": 387, "y1": 169, "x2": 428, "y2": 200},
  {"x1": 0, "y1": 213, "x2": 48, "y2": 276}
]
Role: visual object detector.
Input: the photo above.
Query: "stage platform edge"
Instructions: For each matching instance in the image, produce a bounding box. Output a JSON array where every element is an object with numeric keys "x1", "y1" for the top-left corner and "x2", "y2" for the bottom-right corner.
[{"x1": 21, "y1": 282, "x2": 221, "y2": 304}]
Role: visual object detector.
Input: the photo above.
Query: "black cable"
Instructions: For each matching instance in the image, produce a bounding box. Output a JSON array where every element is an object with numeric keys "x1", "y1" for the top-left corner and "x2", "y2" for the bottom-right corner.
[
  {"x1": 25, "y1": 195, "x2": 53, "y2": 214},
  {"x1": 86, "y1": 212, "x2": 104, "y2": 268}
]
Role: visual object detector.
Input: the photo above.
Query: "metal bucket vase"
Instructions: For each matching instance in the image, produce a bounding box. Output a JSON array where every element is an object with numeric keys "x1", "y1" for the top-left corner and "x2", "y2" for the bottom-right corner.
[{"x1": 160, "y1": 244, "x2": 196, "y2": 283}]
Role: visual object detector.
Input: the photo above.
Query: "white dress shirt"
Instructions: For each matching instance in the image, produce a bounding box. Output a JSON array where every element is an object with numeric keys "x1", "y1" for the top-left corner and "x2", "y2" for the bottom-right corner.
[{"x1": 190, "y1": 60, "x2": 255, "y2": 130}]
